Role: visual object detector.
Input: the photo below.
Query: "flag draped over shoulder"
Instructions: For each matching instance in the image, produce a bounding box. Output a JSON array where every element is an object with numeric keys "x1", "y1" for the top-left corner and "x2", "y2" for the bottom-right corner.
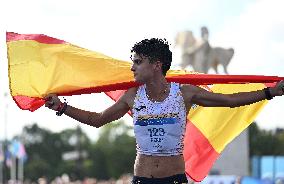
[{"x1": 6, "y1": 32, "x2": 284, "y2": 181}]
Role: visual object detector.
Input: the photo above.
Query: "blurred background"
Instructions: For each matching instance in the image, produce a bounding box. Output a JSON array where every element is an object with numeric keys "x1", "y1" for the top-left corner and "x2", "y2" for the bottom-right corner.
[{"x1": 0, "y1": 0, "x2": 284, "y2": 183}]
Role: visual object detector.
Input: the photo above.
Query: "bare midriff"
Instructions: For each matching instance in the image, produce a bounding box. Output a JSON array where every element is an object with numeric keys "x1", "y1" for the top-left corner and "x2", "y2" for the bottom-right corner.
[{"x1": 134, "y1": 153, "x2": 185, "y2": 178}]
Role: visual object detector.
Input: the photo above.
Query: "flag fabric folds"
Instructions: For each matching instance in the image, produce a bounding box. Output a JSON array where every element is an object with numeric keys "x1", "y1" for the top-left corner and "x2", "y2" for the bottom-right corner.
[{"x1": 6, "y1": 32, "x2": 284, "y2": 181}]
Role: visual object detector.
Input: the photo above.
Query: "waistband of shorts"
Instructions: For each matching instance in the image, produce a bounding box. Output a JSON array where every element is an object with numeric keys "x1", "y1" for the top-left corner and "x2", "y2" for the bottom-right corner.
[{"x1": 132, "y1": 173, "x2": 188, "y2": 184}]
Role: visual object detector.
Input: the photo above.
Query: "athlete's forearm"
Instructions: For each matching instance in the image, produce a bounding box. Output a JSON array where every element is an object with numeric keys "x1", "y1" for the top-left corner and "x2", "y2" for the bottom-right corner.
[
  {"x1": 64, "y1": 105, "x2": 103, "y2": 128},
  {"x1": 227, "y1": 88, "x2": 271, "y2": 107},
  {"x1": 194, "y1": 87, "x2": 278, "y2": 108}
]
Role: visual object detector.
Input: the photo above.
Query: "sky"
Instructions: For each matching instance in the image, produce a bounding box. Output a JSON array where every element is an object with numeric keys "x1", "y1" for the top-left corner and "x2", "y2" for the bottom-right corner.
[{"x1": 0, "y1": 0, "x2": 283, "y2": 141}]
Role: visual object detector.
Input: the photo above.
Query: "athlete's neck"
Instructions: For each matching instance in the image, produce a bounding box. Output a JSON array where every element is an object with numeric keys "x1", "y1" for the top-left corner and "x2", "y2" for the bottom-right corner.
[{"x1": 145, "y1": 77, "x2": 169, "y2": 98}]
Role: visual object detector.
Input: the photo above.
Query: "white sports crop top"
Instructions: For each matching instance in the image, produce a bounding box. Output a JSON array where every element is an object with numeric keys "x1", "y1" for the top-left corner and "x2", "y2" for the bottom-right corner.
[{"x1": 132, "y1": 82, "x2": 187, "y2": 156}]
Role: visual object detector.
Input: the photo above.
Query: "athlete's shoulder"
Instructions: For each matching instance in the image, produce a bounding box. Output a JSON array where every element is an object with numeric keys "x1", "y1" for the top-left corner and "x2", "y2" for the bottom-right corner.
[
  {"x1": 125, "y1": 86, "x2": 139, "y2": 96},
  {"x1": 121, "y1": 86, "x2": 139, "y2": 102},
  {"x1": 179, "y1": 84, "x2": 203, "y2": 103},
  {"x1": 180, "y1": 84, "x2": 198, "y2": 92},
  {"x1": 122, "y1": 86, "x2": 140, "y2": 109}
]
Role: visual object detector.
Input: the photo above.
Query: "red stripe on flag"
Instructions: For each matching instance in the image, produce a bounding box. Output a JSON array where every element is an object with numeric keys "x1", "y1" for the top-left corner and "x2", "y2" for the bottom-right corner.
[
  {"x1": 11, "y1": 80, "x2": 281, "y2": 112},
  {"x1": 42, "y1": 75, "x2": 284, "y2": 96},
  {"x1": 62, "y1": 82, "x2": 140, "y2": 96},
  {"x1": 13, "y1": 96, "x2": 45, "y2": 112},
  {"x1": 6, "y1": 32, "x2": 66, "y2": 44},
  {"x1": 264, "y1": 82, "x2": 277, "y2": 88},
  {"x1": 11, "y1": 79, "x2": 281, "y2": 112},
  {"x1": 105, "y1": 90, "x2": 132, "y2": 115},
  {"x1": 105, "y1": 90, "x2": 126, "y2": 102},
  {"x1": 167, "y1": 74, "x2": 284, "y2": 84},
  {"x1": 184, "y1": 121, "x2": 219, "y2": 182}
]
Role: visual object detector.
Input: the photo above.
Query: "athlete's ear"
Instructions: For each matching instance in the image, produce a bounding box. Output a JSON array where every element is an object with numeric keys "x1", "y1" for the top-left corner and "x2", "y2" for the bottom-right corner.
[{"x1": 154, "y1": 61, "x2": 162, "y2": 71}]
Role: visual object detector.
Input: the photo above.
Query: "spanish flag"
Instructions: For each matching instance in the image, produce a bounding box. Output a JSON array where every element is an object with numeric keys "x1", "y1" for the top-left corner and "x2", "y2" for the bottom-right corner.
[{"x1": 6, "y1": 32, "x2": 283, "y2": 181}]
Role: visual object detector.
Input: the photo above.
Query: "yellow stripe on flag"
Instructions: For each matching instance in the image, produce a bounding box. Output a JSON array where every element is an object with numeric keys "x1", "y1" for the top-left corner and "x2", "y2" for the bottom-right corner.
[
  {"x1": 8, "y1": 40, "x2": 193, "y2": 98},
  {"x1": 8, "y1": 40, "x2": 133, "y2": 97},
  {"x1": 189, "y1": 83, "x2": 267, "y2": 152}
]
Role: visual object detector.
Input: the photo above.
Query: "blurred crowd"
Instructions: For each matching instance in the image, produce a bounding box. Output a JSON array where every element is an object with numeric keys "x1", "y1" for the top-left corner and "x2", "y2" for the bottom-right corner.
[{"x1": 6, "y1": 173, "x2": 133, "y2": 184}]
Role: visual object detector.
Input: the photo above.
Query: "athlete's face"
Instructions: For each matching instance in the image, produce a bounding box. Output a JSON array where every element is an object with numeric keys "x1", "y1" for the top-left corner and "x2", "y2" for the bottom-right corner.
[{"x1": 131, "y1": 53, "x2": 160, "y2": 83}]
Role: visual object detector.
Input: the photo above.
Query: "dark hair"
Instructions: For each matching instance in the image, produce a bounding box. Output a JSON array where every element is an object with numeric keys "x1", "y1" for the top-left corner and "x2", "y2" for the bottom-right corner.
[{"x1": 131, "y1": 38, "x2": 172, "y2": 75}]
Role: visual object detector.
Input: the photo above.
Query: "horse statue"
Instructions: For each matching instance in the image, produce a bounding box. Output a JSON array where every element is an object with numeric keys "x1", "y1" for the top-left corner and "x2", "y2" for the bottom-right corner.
[{"x1": 175, "y1": 26, "x2": 234, "y2": 74}]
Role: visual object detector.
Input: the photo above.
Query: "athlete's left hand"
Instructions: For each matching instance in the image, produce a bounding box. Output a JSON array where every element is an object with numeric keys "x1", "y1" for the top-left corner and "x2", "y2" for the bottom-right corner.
[{"x1": 273, "y1": 80, "x2": 284, "y2": 96}]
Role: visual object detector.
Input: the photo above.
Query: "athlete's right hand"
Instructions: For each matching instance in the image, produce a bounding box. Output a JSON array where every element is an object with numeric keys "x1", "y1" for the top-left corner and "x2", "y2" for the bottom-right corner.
[{"x1": 44, "y1": 94, "x2": 62, "y2": 111}]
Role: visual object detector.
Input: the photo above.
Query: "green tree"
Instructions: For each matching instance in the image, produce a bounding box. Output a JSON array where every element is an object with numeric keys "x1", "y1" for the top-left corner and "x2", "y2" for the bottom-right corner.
[
  {"x1": 58, "y1": 126, "x2": 92, "y2": 180},
  {"x1": 276, "y1": 130, "x2": 284, "y2": 154},
  {"x1": 20, "y1": 124, "x2": 64, "y2": 181},
  {"x1": 249, "y1": 123, "x2": 284, "y2": 156},
  {"x1": 89, "y1": 121, "x2": 136, "y2": 180},
  {"x1": 20, "y1": 123, "x2": 91, "y2": 182},
  {"x1": 17, "y1": 121, "x2": 136, "y2": 182}
]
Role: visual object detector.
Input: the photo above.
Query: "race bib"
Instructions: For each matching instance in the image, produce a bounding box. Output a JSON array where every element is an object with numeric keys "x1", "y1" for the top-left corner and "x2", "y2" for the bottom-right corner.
[{"x1": 134, "y1": 116, "x2": 182, "y2": 151}]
